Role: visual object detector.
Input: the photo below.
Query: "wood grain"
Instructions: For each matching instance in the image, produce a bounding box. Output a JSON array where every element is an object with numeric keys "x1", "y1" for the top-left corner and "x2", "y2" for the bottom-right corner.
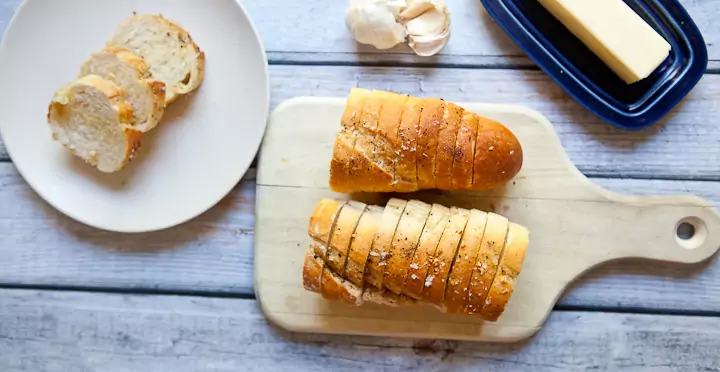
[
  {"x1": 2, "y1": 162, "x2": 720, "y2": 312},
  {"x1": 1, "y1": 288, "x2": 719, "y2": 371}
]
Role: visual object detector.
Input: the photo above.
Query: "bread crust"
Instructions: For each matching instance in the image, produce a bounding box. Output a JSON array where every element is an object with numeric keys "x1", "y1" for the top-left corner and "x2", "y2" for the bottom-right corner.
[
  {"x1": 472, "y1": 116, "x2": 524, "y2": 190},
  {"x1": 302, "y1": 246, "x2": 325, "y2": 293},
  {"x1": 443, "y1": 209, "x2": 488, "y2": 314},
  {"x1": 465, "y1": 212, "x2": 509, "y2": 314},
  {"x1": 330, "y1": 89, "x2": 371, "y2": 192},
  {"x1": 422, "y1": 207, "x2": 470, "y2": 307},
  {"x1": 362, "y1": 287, "x2": 417, "y2": 307},
  {"x1": 326, "y1": 201, "x2": 367, "y2": 274},
  {"x1": 382, "y1": 200, "x2": 432, "y2": 294},
  {"x1": 364, "y1": 198, "x2": 407, "y2": 289},
  {"x1": 394, "y1": 97, "x2": 424, "y2": 192},
  {"x1": 416, "y1": 98, "x2": 446, "y2": 189},
  {"x1": 308, "y1": 199, "x2": 345, "y2": 245},
  {"x1": 481, "y1": 223, "x2": 530, "y2": 321},
  {"x1": 450, "y1": 113, "x2": 478, "y2": 189},
  {"x1": 376, "y1": 92, "x2": 409, "y2": 191},
  {"x1": 434, "y1": 102, "x2": 464, "y2": 190},
  {"x1": 320, "y1": 265, "x2": 364, "y2": 306},
  {"x1": 402, "y1": 204, "x2": 450, "y2": 299},
  {"x1": 344, "y1": 206, "x2": 384, "y2": 286}
]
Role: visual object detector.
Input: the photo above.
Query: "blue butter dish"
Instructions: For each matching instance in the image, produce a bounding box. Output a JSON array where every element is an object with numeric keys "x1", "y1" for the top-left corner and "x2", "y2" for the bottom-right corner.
[{"x1": 480, "y1": 0, "x2": 708, "y2": 130}]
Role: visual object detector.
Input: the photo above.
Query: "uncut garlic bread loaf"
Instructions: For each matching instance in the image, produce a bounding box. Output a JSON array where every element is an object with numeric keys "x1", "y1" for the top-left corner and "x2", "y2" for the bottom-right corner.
[
  {"x1": 329, "y1": 89, "x2": 523, "y2": 193},
  {"x1": 107, "y1": 14, "x2": 205, "y2": 105},
  {"x1": 48, "y1": 75, "x2": 142, "y2": 173},
  {"x1": 303, "y1": 198, "x2": 530, "y2": 321},
  {"x1": 80, "y1": 48, "x2": 166, "y2": 132}
]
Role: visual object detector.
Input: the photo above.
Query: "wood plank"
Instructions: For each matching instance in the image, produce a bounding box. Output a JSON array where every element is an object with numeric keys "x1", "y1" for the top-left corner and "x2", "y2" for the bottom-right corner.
[
  {"x1": 2, "y1": 162, "x2": 720, "y2": 312},
  {"x1": 244, "y1": 0, "x2": 720, "y2": 68},
  {"x1": 1, "y1": 289, "x2": 719, "y2": 371}
]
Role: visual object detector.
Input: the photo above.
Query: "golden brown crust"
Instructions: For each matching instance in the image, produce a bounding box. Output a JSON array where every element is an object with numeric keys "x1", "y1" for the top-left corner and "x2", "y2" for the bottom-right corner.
[
  {"x1": 481, "y1": 223, "x2": 530, "y2": 321},
  {"x1": 364, "y1": 198, "x2": 407, "y2": 289},
  {"x1": 421, "y1": 207, "x2": 470, "y2": 308},
  {"x1": 330, "y1": 89, "x2": 371, "y2": 192},
  {"x1": 302, "y1": 246, "x2": 325, "y2": 293},
  {"x1": 395, "y1": 97, "x2": 424, "y2": 192},
  {"x1": 472, "y1": 116, "x2": 524, "y2": 190},
  {"x1": 382, "y1": 200, "x2": 432, "y2": 295},
  {"x1": 342, "y1": 88, "x2": 372, "y2": 130},
  {"x1": 416, "y1": 98, "x2": 446, "y2": 190},
  {"x1": 326, "y1": 201, "x2": 367, "y2": 274},
  {"x1": 465, "y1": 213, "x2": 509, "y2": 314},
  {"x1": 402, "y1": 204, "x2": 450, "y2": 299},
  {"x1": 443, "y1": 210, "x2": 488, "y2": 314},
  {"x1": 344, "y1": 206, "x2": 384, "y2": 286},
  {"x1": 377, "y1": 92, "x2": 409, "y2": 190},
  {"x1": 434, "y1": 102, "x2": 464, "y2": 190},
  {"x1": 450, "y1": 112, "x2": 478, "y2": 189},
  {"x1": 308, "y1": 199, "x2": 345, "y2": 245}
]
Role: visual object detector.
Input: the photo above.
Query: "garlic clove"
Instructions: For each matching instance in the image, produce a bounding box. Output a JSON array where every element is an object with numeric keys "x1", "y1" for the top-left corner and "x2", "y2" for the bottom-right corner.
[
  {"x1": 399, "y1": 0, "x2": 435, "y2": 21},
  {"x1": 408, "y1": 27, "x2": 450, "y2": 57},
  {"x1": 404, "y1": 2, "x2": 449, "y2": 37},
  {"x1": 346, "y1": 0, "x2": 407, "y2": 50}
]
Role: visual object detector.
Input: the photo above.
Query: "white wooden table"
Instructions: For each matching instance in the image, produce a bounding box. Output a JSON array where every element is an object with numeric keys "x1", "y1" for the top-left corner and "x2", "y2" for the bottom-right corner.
[{"x1": 1, "y1": 1, "x2": 720, "y2": 370}]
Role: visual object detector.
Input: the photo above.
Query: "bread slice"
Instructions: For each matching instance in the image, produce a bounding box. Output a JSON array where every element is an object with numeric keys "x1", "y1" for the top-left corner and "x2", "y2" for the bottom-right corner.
[
  {"x1": 472, "y1": 117, "x2": 524, "y2": 190},
  {"x1": 321, "y1": 264, "x2": 364, "y2": 306},
  {"x1": 364, "y1": 198, "x2": 408, "y2": 289},
  {"x1": 302, "y1": 246, "x2": 325, "y2": 294},
  {"x1": 344, "y1": 205, "x2": 384, "y2": 286},
  {"x1": 422, "y1": 207, "x2": 470, "y2": 307},
  {"x1": 376, "y1": 92, "x2": 410, "y2": 191},
  {"x1": 329, "y1": 88, "x2": 371, "y2": 191},
  {"x1": 394, "y1": 97, "x2": 424, "y2": 192},
  {"x1": 416, "y1": 98, "x2": 446, "y2": 189},
  {"x1": 362, "y1": 287, "x2": 417, "y2": 307},
  {"x1": 481, "y1": 223, "x2": 530, "y2": 321},
  {"x1": 443, "y1": 209, "x2": 489, "y2": 314},
  {"x1": 47, "y1": 75, "x2": 141, "y2": 173},
  {"x1": 465, "y1": 212, "x2": 509, "y2": 314},
  {"x1": 382, "y1": 200, "x2": 432, "y2": 294},
  {"x1": 79, "y1": 48, "x2": 166, "y2": 132},
  {"x1": 308, "y1": 199, "x2": 345, "y2": 245},
  {"x1": 403, "y1": 204, "x2": 451, "y2": 299},
  {"x1": 434, "y1": 102, "x2": 464, "y2": 190},
  {"x1": 326, "y1": 201, "x2": 367, "y2": 274},
  {"x1": 450, "y1": 112, "x2": 479, "y2": 189},
  {"x1": 107, "y1": 14, "x2": 205, "y2": 104}
]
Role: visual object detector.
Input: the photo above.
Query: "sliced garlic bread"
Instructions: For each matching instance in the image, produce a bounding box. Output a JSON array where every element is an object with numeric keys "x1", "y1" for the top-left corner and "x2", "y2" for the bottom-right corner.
[
  {"x1": 422, "y1": 207, "x2": 469, "y2": 307},
  {"x1": 481, "y1": 223, "x2": 530, "y2": 321},
  {"x1": 416, "y1": 98, "x2": 445, "y2": 189},
  {"x1": 403, "y1": 203, "x2": 450, "y2": 299},
  {"x1": 443, "y1": 209, "x2": 488, "y2": 313},
  {"x1": 326, "y1": 201, "x2": 367, "y2": 274},
  {"x1": 434, "y1": 102, "x2": 464, "y2": 189},
  {"x1": 383, "y1": 199, "x2": 431, "y2": 295},
  {"x1": 79, "y1": 48, "x2": 166, "y2": 132},
  {"x1": 107, "y1": 14, "x2": 205, "y2": 104},
  {"x1": 365, "y1": 198, "x2": 408, "y2": 289},
  {"x1": 344, "y1": 205, "x2": 384, "y2": 286},
  {"x1": 48, "y1": 75, "x2": 141, "y2": 173},
  {"x1": 464, "y1": 212, "x2": 509, "y2": 314}
]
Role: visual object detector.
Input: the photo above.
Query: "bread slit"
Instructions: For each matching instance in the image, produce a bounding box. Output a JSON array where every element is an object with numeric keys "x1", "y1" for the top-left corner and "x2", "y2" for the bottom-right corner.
[
  {"x1": 364, "y1": 198, "x2": 408, "y2": 289},
  {"x1": 326, "y1": 202, "x2": 368, "y2": 275},
  {"x1": 481, "y1": 222, "x2": 529, "y2": 321},
  {"x1": 416, "y1": 98, "x2": 446, "y2": 189},
  {"x1": 402, "y1": 204, "x2": 451, "y2": 299},
  {"x1": 464, "y1": 213, "x2": 510, "y2": 314},
  {"x1": 395, "y1": 97, "x2": 425, "y2": 192},
  {"x1": 450, "y1": 113, "x2": 479, "y2": 189},
  {"x1": 382, "y1": 200, "x2": 432, "y2": 294},
  {"x1": 310, "y1": 200, "x2": 348, "y2": 260},
  {"x1": 344, "y1": 206, "x2": 384, "y2": 285},
  {"x1": 434, "y1": 103, "x2": 464, "y2": 189}
]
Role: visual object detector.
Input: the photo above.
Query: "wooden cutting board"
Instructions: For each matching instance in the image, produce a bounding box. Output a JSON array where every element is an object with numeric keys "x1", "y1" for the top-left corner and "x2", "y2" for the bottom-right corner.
[{"x1": 254, "y1": 97, "x2": 720, "y2": 342}]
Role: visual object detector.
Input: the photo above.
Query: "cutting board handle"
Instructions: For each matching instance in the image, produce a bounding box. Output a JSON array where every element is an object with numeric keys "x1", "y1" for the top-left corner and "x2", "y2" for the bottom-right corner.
[{"x1": 588, "y1": 183, "x2": 720, "y2": 265}]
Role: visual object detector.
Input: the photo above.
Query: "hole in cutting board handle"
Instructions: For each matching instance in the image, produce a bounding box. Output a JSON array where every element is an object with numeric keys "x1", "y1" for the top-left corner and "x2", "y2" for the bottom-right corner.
[{"x1": 675, "y1": 217, "x2": 708, "y2": 250}]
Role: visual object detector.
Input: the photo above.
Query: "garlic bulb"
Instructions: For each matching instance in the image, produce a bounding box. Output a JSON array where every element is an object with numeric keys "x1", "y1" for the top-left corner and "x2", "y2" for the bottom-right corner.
[
  {"x1": 345, "y1": 0, "x2": 451, "y2": 56},
  {"x1": 345, "y1": 0, "x2": 408, "y2": 50}
]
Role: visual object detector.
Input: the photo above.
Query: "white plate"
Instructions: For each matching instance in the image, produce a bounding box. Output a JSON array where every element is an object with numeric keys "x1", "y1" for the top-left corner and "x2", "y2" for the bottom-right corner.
[{"x1": 0, "y1": 0, "x2": 269, "y2": 233}]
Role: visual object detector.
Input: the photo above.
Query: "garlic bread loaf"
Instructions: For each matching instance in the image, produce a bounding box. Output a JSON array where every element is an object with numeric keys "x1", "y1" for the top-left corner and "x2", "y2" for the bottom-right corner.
[
  {"x1": 303, "y1": 198, "x2": 530, "y2": 321},
  {"x1": 48, "y1": 75, "x2": 142, "y2": 173},
  {"x1": 79, "y1": 48, "x2": 166, "y2": 132},
  {"x1": 107, "y1": 14, "x2": 205, "y2": 104},
  {"x1": 329, "y1": 89, "x2": 523, "y2": 192}
]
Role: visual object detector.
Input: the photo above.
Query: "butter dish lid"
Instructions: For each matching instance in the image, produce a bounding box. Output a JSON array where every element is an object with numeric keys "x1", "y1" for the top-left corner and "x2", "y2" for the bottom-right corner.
[{"x1": 480, "y1": 0, "x2": 708, "y2": 130}]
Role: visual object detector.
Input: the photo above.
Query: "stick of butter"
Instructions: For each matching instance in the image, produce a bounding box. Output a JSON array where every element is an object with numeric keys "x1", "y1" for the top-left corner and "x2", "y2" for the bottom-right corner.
[{"x1": 538, "y1": 0, "x2": 671, "y2": 84}]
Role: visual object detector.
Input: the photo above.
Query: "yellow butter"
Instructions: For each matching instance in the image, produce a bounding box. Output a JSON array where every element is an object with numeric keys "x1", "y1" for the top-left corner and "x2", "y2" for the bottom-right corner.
[{"x1": 539, "y1": 0, "x2": 671, "y2": 84}]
